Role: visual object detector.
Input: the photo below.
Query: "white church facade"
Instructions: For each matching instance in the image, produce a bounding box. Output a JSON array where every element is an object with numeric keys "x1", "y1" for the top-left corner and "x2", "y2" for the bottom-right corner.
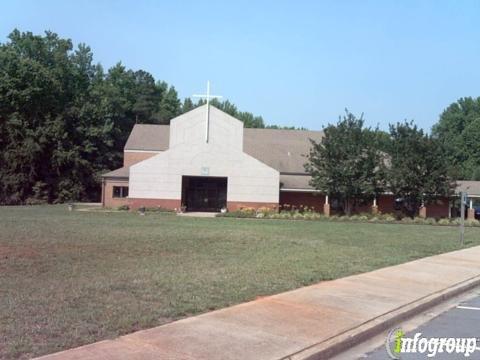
[{"x1": 101, "y1": 104, "x2": 322, "y2": 212}]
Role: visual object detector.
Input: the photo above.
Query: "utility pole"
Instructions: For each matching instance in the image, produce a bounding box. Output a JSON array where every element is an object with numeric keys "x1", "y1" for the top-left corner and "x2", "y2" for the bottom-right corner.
[{"x1": 460, "y1": 192, "x2": 467, "y2": 245}]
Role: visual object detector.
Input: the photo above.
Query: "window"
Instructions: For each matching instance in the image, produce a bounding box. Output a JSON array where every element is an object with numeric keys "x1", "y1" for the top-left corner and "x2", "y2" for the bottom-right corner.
[{"x1": 113, "y1": 186, "x2": 129, "y2": 198}]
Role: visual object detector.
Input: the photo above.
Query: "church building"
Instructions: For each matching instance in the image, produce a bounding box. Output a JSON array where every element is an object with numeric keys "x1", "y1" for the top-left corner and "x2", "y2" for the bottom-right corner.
[
  {"x1": 101, "y1": 104, "x2": 479, "y2": 219},
  {"x1": 101, "y1": 104, "x2": 325, "y2": 212}
]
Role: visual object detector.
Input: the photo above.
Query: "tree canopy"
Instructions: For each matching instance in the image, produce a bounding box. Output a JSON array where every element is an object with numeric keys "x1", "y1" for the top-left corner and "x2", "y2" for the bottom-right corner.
[
  {"x1": 305, "y1": 111, "x2": 384, "y2": 215},
  {"x1": 432, "y1": 97, "x2": 480, "y2": 180},
  {"x1": 0, "y1": 29, "x2": 284, "y2": 204},
  {"x1": 386, "y1": 121, "x2": 454, "y2": 216},
  {"x1": 306, "y1": 115, "x2": 454, "y2": 216}
]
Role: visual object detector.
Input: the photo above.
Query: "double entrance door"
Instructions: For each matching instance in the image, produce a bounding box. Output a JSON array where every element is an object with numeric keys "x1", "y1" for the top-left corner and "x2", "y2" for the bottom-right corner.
[{"x1": 181, "y1": 176, "x2": 227, "y2": 212}]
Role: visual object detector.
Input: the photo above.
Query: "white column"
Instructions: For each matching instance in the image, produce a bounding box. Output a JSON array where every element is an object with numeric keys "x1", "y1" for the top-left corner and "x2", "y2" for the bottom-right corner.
[
  {"x1": 373, "y1": 197, "x2": 377, "y2": 207},
  {"x1": 470, "y1": 199, "x2": 473, "y2": 209},
  {"x1": 325, "y1": 195, "x2": 329, "y2": 205}
]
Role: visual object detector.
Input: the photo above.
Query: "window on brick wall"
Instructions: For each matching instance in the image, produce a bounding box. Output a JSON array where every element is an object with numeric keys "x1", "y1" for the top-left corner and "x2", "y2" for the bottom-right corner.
[{"x1": 113, "y1": 186, "x2": 129, "y2": 198}]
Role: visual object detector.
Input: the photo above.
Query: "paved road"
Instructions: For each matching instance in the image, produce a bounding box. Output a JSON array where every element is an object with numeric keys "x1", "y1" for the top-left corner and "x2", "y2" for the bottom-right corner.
[{"x1": 366, "y1": 296, "x2": 480, "y2": 359}]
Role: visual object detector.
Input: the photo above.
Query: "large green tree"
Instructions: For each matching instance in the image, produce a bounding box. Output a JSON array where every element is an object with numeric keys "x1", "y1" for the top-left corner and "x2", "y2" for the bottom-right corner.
[
  {"x1": 305, "y1": 111, "x2": 384, "y2": 215},
  {"x1": 0, "y1": 30, "x2": 180, "y2": 204},
  {"x1": 386, "y1": 121, "x2": 454, "y2": 216},
  {"x1": 432, "y1": 97, "x2": 480, "y2": 180},
  {"x1": 0, "y1": 30, "x2": 115, "y2": 203}
]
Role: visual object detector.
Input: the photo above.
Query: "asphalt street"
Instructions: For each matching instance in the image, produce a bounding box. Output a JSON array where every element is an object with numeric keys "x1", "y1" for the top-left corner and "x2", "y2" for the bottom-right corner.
[{"x1": 366, "y1": 296, "x2": 480, "y2": 359}]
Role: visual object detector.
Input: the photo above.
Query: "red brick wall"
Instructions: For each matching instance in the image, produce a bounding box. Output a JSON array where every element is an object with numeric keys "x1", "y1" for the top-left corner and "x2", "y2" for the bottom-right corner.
[
  {"x1": 426, "y1": 197, "x2": 449, "y2": 219},
  {"x1": 377, "y1": 195, "x2": 450, "y2": 218},
  {"x1": 279, "y1": 191, "x2": 326, "y2": 212},
  {"x1": 377, "y1": 194, "x2": 396, "y2": 214},
  {"x1": 102, "y1": 180, "x2": 129, "y2": 208},
  {"x1": 129, "y1": 198, "x2": 181, "y2": 211},
  {"x1": 227, "y1": 201, "x2": 278, "y2": 212},
  {"x1": 123, "y1": 151, "x2": 159, "y2": 167}
]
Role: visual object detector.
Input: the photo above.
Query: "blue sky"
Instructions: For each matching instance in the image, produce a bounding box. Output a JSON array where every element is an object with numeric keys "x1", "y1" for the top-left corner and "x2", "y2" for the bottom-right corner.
[{"x1": 1, "y1": 0, "x2": 479, "y2": 130}]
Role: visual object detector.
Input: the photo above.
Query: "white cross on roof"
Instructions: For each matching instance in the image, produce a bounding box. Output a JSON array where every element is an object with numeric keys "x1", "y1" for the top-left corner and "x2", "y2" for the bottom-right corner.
[{"x1": 193, "y1": 81, "x2": 222, "y2": 143}]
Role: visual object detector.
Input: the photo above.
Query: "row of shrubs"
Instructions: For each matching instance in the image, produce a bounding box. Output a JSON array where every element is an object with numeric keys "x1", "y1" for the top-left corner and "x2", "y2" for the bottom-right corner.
[
  {"x1": 115, "y1": 205, "x2": 174, "y2": 213},
  {"x1": 216, "y1": 207, "x2": 480, "y2": 227}
]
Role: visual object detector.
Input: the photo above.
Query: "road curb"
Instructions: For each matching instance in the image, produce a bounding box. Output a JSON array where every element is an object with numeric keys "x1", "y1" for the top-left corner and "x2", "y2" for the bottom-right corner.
[{"x1": 285, "y1": 275, "x2": 480, "y2": 360}]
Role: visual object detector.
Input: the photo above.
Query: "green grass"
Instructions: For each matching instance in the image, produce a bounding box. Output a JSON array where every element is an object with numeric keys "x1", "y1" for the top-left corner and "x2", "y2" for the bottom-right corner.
[{"x1": 1, "y1": 205, "x2": 479, "y2": 359}]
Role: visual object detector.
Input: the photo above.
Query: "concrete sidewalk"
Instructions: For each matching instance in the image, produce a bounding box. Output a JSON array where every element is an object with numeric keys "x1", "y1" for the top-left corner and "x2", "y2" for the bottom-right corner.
[{"x1": 37, "y1": 246, "x2": 480, "y2": 360}]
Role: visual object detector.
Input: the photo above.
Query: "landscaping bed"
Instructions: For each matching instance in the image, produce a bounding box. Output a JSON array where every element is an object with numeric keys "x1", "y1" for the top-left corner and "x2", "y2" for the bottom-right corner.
[{"x1": 217, "y1": 206, "x2": 480, "y2": 227}]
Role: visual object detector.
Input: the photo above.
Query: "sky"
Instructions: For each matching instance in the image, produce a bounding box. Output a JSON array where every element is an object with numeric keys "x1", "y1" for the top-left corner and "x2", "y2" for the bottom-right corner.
[{"x1": 1, "y1": 0, "x2": 479, "y2": 131}]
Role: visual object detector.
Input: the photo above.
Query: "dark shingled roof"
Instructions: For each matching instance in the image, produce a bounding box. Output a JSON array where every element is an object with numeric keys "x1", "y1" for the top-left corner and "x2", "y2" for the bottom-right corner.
[
  {"x1": 280, "y1": 174, "x2": 313, "y2": 190},
  {"x1": 102, "y1": 166, "x2": 129, "y2": 178},
  {"x1": 124, "y1": 124, "x2": 170, "y2": 151},
  {"x1": 123, "y1": 124, "x2": 323, "y2": 174},
  {"x1": 243, "y1": 128, "x2": 323, "y2": 173},
  {"x1": 456, "y1": 181, "x2": 480, "y2": 196},
  {"x1": 104, "y1": 122, "x2": 480, "y2": 196}
]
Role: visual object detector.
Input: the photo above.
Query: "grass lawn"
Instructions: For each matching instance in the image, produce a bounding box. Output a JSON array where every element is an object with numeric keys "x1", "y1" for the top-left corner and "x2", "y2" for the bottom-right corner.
[{"x1": 1, "y1": 205, "x2": 479, "y2": 359}]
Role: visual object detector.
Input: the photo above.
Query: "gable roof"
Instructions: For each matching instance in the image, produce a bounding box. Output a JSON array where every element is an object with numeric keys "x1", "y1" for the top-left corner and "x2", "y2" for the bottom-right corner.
[
  {"x1": 124, "y1": 124, "x2": 170, "y2": 151},
  {"x1": 124, "y1": 124, "x2": 323, "y2": 174},
  {"x1": 456, "y1": 180, "x2": 480, "y2": 196},
  {"x1": 102, "y1": 166, "x2": 129, "y2": 179}
]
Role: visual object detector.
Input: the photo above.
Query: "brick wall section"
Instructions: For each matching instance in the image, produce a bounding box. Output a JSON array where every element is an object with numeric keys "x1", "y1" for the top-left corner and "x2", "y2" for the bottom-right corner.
[
  {"x1": 279, "y1": 191, "x2": 326, "y2": 212},
  {"x1": 123, "y1": 151, "x2": 159, "y2": 167},
  {"x1": 103, "y1": 179, "x2": 129, "y2": 208},
  {"x1": 377, "y1": 194, "x2": 396, "y2": 214},
  {"x1": 426, "y1": 197, "x2": 450, "y2": 218},
  {"x1": 352, "y1": 202, "x2": 373, "y2": 214},
  {"x1": 227, "y1": 201, "x2": 278, "y2": 212},
  {"x1": 129, "y1": 198, "x2": 182, "y2": 211}
]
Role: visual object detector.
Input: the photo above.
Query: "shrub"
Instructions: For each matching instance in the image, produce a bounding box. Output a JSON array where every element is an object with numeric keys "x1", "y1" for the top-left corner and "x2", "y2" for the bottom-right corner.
[
  {"x1": 256, "y1": 207, "x2": 276, "y2": 217},
  {"x1": 450, "y1": 218, "x2": 462, "y2": 225},
  {"x1": 437, "y1": 218, "x2": 451, "y2": 226},
  {"x1": 467, "y1": 219, "x2": 480, "y2": 227},
  {"x1": 293, "y1": 213, "x2": 305, "y2": 220},
  {"x1": 401, "y1": 217, "x2": 414, "y2": 224},
  {"x1": 217, "y1": 208, "x2": 257, "y2": 218},
  {"x1": 279, "y1": 212, "x2": 292, "y2": 219},
  {"x1": 358, "y1": 212, "x2": 374, "y2": 220},
  {"x1": 305, "y1": 212, "x2": 323, "y2": 220},
  {"x1": 239, "y1": 207, "x2": 256, "y2": 217},
  {"x1": 25, "y1": 197, "x2": 48, "y2": 205},
  {"x1": 117, "y1": 205, "x2": 129, "y2": 211},
  {"x1": 382, "y1": 214, "x2": 397, "y2": 222},
  {"x1": 145, "y1": 206, "x2": 174, "y2": 213}
]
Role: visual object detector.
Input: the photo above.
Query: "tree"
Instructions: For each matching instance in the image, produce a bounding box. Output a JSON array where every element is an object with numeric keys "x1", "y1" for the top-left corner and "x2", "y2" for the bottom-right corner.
[
  {"x1": 0, "y1": 30, "x2": 117, "y2": 203},
  {"x1": 305, "y1": 111, "x2": 384, "y2": 215},
  {"x1": 131, "y1": 70, "x2": 159, "y2": 122},
  {"x1": 386, "y1": 121, "x2": 454, "y2": 216},
  {"x1": 153, "y1": 82, "x2": 181, "y2": 123},
  {"x1": 432, "y1": 97, "x2": 480, "y2": 180},
  {"x1": 0, "y1": 28, "x2": 285, "y2": 204},
  {"x1": 181, "y1": 98, "x2": 195, "y2": 113}
]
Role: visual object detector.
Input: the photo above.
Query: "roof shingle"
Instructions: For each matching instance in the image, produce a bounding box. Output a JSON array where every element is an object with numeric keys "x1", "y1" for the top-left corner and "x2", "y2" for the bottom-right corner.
[{"x1": 123, "y1": 124, "x2": 323, "y2": 174}]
